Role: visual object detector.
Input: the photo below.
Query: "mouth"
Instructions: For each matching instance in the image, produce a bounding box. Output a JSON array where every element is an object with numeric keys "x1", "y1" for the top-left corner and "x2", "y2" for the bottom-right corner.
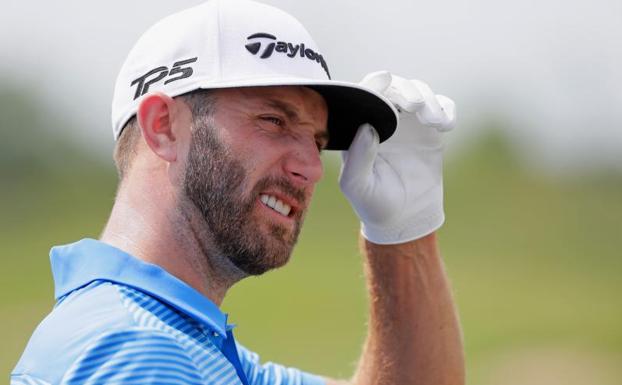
[{"x1": 259, "y1": 193, "x2": 293, "y2": 217}]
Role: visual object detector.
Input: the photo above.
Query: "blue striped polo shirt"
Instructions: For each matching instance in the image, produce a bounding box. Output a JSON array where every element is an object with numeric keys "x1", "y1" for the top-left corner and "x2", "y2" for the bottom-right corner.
[{"x1": 11, "y1": 239, "x2": 325, "y2": 385}]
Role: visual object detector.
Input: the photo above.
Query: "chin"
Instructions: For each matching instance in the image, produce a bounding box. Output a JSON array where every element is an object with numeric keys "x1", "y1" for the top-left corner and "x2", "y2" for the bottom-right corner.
[
  {"x1": 229, "y1": 227, "x2": 297, "y2": 276},
  {"x1": 229, "y1": 250, "x2": 292, "y2": 276}
]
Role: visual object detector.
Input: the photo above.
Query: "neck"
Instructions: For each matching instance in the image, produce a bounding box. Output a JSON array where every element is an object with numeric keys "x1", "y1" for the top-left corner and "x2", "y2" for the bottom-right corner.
[{"x1": 100, "y1": 176, "x2": 245, "y2": 306}]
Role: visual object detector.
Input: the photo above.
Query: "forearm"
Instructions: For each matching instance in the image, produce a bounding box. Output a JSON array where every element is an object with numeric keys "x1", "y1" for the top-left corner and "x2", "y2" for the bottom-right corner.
[{"x1": 348, "y1": 232, "x2": 464, "y2": 385}]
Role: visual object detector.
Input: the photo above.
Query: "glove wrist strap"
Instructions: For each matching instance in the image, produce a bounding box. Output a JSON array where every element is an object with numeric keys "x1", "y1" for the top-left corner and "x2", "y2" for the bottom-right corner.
[{"x1": 361, "y1": 204, "x2": 445, "y2": 245}]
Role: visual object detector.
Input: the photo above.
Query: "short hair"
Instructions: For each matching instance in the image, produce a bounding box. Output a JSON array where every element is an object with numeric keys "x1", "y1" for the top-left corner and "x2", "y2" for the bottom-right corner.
[{"x1": 113, "y1": 90, "x2": 217, "y2": 180}]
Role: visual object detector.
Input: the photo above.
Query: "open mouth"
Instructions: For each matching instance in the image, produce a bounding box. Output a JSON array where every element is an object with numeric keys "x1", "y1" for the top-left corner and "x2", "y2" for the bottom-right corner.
[{"x1": 259, "y1": 194, "x2": 292, "y2": 217}]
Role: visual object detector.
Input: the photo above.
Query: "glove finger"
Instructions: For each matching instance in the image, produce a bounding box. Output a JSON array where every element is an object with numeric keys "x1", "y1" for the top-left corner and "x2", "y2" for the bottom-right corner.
[
  {"x1": 436, "y1": 94, "x2": 456, "y2": 132},
  {"x1": 341, "y1": 147, "x2": 349, "y2": 164},
  {"x1": 359, "y1": 71, "x2": 392, "y2": 94},
  {"x1": 386, "y1": 74, "x2": 424, "y2": 113},
  {"x1": 412, "y1": 79, "x2": 453, "y2": 131},
  {"x1": 339, "y1": 123, "x2": 379, "y2": 192}
]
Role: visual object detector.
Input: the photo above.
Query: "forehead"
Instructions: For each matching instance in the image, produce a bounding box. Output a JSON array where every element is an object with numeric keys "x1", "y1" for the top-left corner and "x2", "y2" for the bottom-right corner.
[{"x1": 212, "y1": 86, "x2": 328, "y2": 126}]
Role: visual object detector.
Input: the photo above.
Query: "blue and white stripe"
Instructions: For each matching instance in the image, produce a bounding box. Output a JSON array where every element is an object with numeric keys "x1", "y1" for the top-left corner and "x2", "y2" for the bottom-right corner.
[{"x1": 12, "y1": 239, "x2": 325, "y2": 385}]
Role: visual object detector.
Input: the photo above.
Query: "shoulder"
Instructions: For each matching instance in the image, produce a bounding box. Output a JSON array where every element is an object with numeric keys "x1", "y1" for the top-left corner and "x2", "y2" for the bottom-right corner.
[
  {"x1": 12, "y1": 328, "x2": 204, "y2": 385},
  {"x1": 59, "y1": 328, "x2": 204, "y2": 384},
  {"x1": 13, "y1": 282, "x2": 132, "y2": 380},
  {"x1": 12, "y1": 281, "x2": 202, "y2": 384}
]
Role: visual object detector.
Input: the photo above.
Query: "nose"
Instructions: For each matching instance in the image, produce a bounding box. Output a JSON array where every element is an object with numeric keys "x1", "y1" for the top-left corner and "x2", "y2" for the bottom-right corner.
[{"x1": 283, "y1": 138, "x2": 323, "y2": 187}]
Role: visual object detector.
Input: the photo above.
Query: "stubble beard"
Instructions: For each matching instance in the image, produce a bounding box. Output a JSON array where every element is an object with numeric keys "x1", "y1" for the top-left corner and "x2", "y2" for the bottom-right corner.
[{"x1": 183, "y1": 118, "x2": 307, "y2": 276}]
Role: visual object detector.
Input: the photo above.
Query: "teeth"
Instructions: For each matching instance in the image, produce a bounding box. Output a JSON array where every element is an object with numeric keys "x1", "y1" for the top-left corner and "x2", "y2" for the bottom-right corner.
[
  {"x1": 260, "y1": 194, "x2": 292, "y2": 217},
  {"x1": 282, "y1": 203, "x2": 291, "y2": 216},
  {"x1": 275, "y1": 200, "x2": 284, "y2": 212}
]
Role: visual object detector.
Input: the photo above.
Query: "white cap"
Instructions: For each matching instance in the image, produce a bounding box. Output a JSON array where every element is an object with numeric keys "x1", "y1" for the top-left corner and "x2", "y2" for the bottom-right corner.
[{"x1": 111, "y1": 0, "x2": 398, "y2": 150}]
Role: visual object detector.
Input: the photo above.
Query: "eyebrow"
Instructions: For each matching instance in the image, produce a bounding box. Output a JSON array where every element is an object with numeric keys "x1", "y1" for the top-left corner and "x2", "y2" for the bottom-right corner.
[{"x1": 263, "y1": 98, "x2": 330, "y2": 143}]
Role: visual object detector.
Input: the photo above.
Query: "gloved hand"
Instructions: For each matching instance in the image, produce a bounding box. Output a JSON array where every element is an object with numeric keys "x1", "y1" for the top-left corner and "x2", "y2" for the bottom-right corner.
[{"x1": 339, "y1": 71, "x2": 456, "y2": 244}]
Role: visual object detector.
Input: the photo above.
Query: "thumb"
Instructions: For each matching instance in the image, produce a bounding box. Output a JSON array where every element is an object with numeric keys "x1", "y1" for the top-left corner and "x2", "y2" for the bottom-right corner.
[{"x1": 340, "y1": 123, "x2": 379, "y2": 192}]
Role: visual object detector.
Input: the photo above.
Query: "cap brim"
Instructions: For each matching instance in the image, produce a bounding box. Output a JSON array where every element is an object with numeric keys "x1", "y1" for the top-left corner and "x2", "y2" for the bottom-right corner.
[
  {"x1": 307, "y1": 83, "x2": 398, "y2": 150},
  {"x1": 197, "y1": 77, "x2": 398, "y2": 150}
]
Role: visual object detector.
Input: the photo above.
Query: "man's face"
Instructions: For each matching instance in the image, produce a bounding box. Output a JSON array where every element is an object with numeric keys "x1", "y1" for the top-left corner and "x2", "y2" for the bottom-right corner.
[{"x1": 183, "y1": 86, "x2": 328, "y2": 275}]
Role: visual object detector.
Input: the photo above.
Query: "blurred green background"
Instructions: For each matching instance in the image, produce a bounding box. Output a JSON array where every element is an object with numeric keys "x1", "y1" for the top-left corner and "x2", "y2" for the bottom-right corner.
[{"x1": 1, "y1": 83, "x2": 621, "y2": 385}]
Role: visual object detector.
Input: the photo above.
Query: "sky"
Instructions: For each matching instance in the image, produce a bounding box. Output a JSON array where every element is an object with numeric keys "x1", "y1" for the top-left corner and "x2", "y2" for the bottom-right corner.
[{"x1": 2, "y1": 0, "x2": 621, "y2": 171}]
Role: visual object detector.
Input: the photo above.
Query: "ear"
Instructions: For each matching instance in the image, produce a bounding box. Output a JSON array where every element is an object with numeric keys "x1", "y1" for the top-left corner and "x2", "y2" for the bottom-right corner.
[{"x1": 137, "y1": 92, "x2": 179, "y2": 162}]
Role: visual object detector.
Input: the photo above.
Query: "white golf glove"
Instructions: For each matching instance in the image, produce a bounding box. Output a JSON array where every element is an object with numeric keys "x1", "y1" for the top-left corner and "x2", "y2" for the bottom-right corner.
[{"x1": 339, "y1": 71, "x2": 456, "y2": 244}]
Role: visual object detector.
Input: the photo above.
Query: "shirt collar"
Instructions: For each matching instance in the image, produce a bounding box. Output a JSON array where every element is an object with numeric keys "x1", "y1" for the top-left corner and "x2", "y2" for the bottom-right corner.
[{"x1": 50, "y1": 238, "x2": 230, "y2": 337}]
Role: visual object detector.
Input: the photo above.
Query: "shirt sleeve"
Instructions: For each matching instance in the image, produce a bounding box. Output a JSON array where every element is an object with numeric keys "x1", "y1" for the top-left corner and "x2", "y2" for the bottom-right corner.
[
  {"x1": 58, "y1": 329, "x2": 205, "y2": 385},
  {"x1": 236, "y1": 343, "x2": 326, "y2": 385}
]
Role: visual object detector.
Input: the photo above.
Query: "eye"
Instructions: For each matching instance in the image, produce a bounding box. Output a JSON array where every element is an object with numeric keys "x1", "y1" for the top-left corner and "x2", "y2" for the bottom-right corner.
[{"x1": 261, "y1": 116, "x2": 284, "y2": 126}]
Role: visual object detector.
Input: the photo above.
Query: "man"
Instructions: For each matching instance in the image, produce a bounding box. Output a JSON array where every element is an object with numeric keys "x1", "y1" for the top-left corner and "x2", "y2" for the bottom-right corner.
[{"x1": 12, "y1": 0, "x2": 464, "y2": 384}]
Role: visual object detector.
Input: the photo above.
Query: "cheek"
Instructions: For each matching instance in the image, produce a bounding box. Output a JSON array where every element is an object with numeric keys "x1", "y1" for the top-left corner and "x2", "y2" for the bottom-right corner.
[
  {"x1": 236, "y1": 145, "x2": 271, "y2": 185},
  {"x1": 237, "y1": 132, "x2": 285, "y2": 166},
  {"x1": 218, "y1": 119, "x2": 298, "y2": 181}
]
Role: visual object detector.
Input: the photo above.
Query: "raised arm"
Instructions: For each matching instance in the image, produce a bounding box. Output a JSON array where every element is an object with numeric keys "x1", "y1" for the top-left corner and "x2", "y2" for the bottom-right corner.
[
  {"x1": 345, "y1": 234, "x2": 464, "y2": 385},
  {"x1": 329, "y1": 71, "x2": 464, "y2": 385}
]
